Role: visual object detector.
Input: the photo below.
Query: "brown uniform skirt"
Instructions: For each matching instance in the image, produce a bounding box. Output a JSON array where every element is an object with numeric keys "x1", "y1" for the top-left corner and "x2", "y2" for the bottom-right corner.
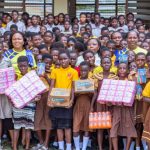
[
  {"x1": 110, "y1": 106, "x2": 137, "y2": 138},
  {"x1": 142, "y1": 107, "x2": 150, "y2": 143},
  {"x1": 34, "y1": 92, "x2": 52, "y2": 130},
  {"x1": 96, "y1": 102, "x2": 111, "y2": 112},
  {"x1": 134, "y1": 100, "x2": 144, "y2": 124},
  {"x1": 73, "y1": 95, "x2": 91, "y2": 132}
]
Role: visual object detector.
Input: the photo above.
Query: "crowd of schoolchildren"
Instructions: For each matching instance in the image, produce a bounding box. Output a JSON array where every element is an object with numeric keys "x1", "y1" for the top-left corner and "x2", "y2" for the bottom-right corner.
[{"x1": 0, "y1": 9, "x2": 150, "y2": 150}]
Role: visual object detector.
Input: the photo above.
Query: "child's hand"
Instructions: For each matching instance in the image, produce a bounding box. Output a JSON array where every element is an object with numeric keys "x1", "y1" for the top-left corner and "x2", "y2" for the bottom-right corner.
[
  {"x1": 90, "y1": 106, "x2": 94, "y2": 112},
  {"x1": 106, "y1": 102, "x2": 112, "y2": 106},
  {"x1": 44, "y1": 73, "x2": 48, "y2": 79},
  {"x1": 34, "y1": 95, "x2": 41, "y2": 101}
]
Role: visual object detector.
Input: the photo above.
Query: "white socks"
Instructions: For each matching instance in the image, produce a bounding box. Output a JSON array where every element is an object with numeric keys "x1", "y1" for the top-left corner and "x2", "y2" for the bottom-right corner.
[
  {"x1": 87, "y1": 139, "x2": 91, "y2": 147},
  {"x1": 53, "y1": 141, "x2": 58, "y2": 147},
  {"x1": 73, "y1": 136, "x2": 80, "y2": 150},
  {"x1": 58, "y1": 141, "x2": 72, "y2": 150},
  {"x1": 130, "y1": 141, "x2": 135, "y2": 150},
  {"x1": 66, "y1": 143, "x2": 72, "y2": 150},
  {"x1": 80, "y1": 142, "x2": 83, "y2": 148},
  {"x1": 58, "y1": 141, "x2": 64, "y2": 150},
  {"x1": 136, "y1": 147, "x2": 140, "y2": 150},
  {"x1": 142, "y1": 139, "x2": 148, "y2": 150},
  {"x1": 82, "y1": 136, "x2": 89, "y2": 150},
  {"x1": 123, "y1": 138, "x2": 126, "y2": 150},
  {"x1": 73, "y1": 136, "x2": 89, "y2": 150}
]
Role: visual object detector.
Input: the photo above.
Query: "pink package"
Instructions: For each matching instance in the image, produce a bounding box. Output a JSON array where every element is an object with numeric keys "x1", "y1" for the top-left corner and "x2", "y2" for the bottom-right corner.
[
  {"x1": 0, "y1": 67, "x2": 15, "y2": 94},
  {"x1": 97, "y1": 79, "x2": 136, "y2": 107},
  {"x1": 5, "y1": 70, "x2": 47, "y2": 108}
]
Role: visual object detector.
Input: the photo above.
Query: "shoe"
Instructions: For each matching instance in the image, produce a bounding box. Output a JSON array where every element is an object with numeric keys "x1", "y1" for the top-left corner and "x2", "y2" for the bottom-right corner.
[
  {"x1": 31, "y1": 143, "x2": 43, "y2": 150},
  {"x1": 39, "y1": 145, "x2": 48, "y2": 150}
]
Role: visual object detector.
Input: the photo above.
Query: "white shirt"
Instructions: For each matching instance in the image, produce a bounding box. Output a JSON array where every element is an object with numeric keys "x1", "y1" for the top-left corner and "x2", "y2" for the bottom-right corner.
[
  {"x1": 6, "y1": 20, "x2": 26, "y2": 32},
  {"x1": 0, "y1": 27, "x2": 6, "y2": 36},
  {"x1": 91, "y1": 23, "x2": 105, "y2": 37},
  {"x1": 76, "y1": 53, "x2": 101, "y2": 66},
  {"x1": 45, "y1": 24, "x2": 56, "y2": 31},
  {"x1": 108, "y1": 27, "x2": 122, "y2": 32},
  {"x1": 61, "y1": 27, "x2": 72, "y2": 35},
  {"x1": 57, "y1": 24, "x2": 64, "y2": 32},
  {"x1": 26, "y1": 25, "x2": 40, "y2": 33},
  {"x1": 119, "y1": 25, "x2": 129, "y2": 33}
]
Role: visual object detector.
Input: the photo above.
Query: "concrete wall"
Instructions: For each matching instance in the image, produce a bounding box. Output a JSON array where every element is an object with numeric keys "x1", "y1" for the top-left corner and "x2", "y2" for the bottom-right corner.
[{"x1": 54, "y1": 0, "x2": 68, "y2": 15}]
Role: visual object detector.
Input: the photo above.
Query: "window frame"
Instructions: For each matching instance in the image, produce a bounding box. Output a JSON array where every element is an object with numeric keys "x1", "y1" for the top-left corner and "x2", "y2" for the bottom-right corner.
[{"x1": 75, "y1": 0, "x2": 127, "y2": 18}]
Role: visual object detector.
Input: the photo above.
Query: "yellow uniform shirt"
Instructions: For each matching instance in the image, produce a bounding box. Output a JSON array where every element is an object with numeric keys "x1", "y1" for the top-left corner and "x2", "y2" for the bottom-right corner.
[
  {"x1": 2, "y1": 23, "x2": 6, "y2": 28},
  {"x1": 93, "y1": 66, "x2": 118, "y2": 75},
  {"x1": 127, "y1": 47, "x2": 147, "y2": 55},
  {"x1": 51, "y1": 66, "x2": 79, "y2": 89},
  {"x1": 143, "y1": 81, "x2": 150, "y2": 98},
  {"x1": 111, "y1": 55, "x2": 116, "y2": 66}
]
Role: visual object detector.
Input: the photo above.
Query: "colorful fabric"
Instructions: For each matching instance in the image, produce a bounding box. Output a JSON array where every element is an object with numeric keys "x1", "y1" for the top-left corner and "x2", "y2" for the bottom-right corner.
[
  {"x1": 12, "y1": 102, "x2": 36, "y2": 130},
  {"x1": 137, "y1": 68, "x2": 147, "y2": 84},
  {"x1": 114, "y1": 48, "x2": 128, "y2": 66},
  {"x1": 4, "y1": 49, "x2": 36, "y2": 74}
]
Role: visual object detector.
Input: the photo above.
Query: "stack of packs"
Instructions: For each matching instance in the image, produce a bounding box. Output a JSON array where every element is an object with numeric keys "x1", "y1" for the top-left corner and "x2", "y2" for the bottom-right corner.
[
  {"x1": 137, "y1": 68, "x2": 146, "y2": 84},
  {"x1": 75, "y1": 79, "x2": 94, "y2": 93},
  {"x1": 89, "y1": 112, "x2": 112, "y2": 129},
  {"x1": 48, "y1": 88, "x2": 71, "y2": 108},
  {"x1": 37, "y1": 63, "x2": 45, "y2": 75},
  {"x1": 97, "y1": 79, "x2": 136, "y2": 106},
  {"x1": 0, "y1": 67, "x2": 15, "y2": 94},
  {"x1": 5, "y1": 70, "x2": 47, "y2": 108}
]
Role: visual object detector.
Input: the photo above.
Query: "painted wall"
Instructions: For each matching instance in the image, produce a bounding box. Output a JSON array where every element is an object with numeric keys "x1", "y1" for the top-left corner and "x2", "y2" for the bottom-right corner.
[{"x1": 54, "y1": 0, "x2": 68, "y2": 15}]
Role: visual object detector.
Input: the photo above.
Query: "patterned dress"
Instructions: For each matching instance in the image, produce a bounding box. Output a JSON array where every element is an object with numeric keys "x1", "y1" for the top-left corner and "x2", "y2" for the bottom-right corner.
[{"x1": 12, "y1": 73, "x2": 36, "y2": 130}]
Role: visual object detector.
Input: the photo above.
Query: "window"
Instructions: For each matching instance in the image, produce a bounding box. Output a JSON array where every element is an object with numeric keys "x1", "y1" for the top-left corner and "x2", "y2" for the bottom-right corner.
[
  {"x1": 98, "y1": 0, "x2": 126, "y2": 18},
  {"x1": 25, "y1": 0, "x2": 53, "y2": 18},
  {"x1": 76, "y1": 0, "x2": 126, "y2": 18},
  {"x1": 2, "y1": 0, "x2": 53, "y2": 18},
  {"x1": 76, "y1": 0, "x2": 96, "y2": 18},
  {"x1": 4, "y1": 0, "x2": 23, "y2": 14}
]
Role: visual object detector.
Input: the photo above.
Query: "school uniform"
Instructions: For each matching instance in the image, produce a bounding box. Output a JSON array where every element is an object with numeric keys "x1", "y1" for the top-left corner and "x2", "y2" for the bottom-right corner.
[
  {"x1": 45, "y1": 24, "x2": 56, "y2": 31},
  {"x1": 73, "y1": 71, "x2": 98, "y2": 132},
  {"x1": 119, "y1": 25, "x2": 129, "y2": 33},
  {"x1": 108, "y1": 26, "x2": 122, "y2": 32},
  {"x1": 49, "y1": 66, "x2": 78, "y2": 129},
  {"x1": 26, "y1": 25, "x2": 40, "y2": 33},
  {"x1": 94, "y1": 73, "x2": 118, "y2": 113},
  {"x1": 93, "y1": 66, "x2": 118, "y2": 75},
  {"x1": 0, "y1": 27, "x2": 6, "y2": 36},
  {"x1": 110, "y1": 78, "x2": 137, "y2": 138},
  {"x1": 6, "y1": 20, "x2": 26, "y2": 32},
  {"x1": 91, "y1": 24, "x2": 105, "y2": 37},
  {"x1": 73, "y1": 94, "x2": 91, "y2": 132},
  {"x1": 142, "y1": 81, "x2": 150, "y2": 143},
  {"x1": 128, "y1": 72, "x2": 144, "y2": 124},
  {"x1": 34, "y1": 73, "x2": 52, "y2": 130}
]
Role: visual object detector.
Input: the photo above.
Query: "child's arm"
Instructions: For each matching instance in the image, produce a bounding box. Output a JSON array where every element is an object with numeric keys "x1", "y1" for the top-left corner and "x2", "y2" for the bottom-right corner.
[
  {"x1": 71, "y1": 81, "x2": 75, "y2": 103},
  {"x1": 44, "y1": 73, "x2": 51, "y2": 85},
  {"x1": 48, "y1": 79, "x2": 55, "y2": 96},
  {"x1": 90, "y1": 89, "x2": 97, "y2": 112},
  {"x1": 143, "y1": 97, "x2": 150, "y2": 103}
]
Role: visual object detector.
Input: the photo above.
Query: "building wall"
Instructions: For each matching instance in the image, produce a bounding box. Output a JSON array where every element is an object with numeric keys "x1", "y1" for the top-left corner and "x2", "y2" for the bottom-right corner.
[
  {"x1": 54, "y1": 0, "x2": 68, "y2": 15},
  {"x1": 127, "y1": 0, "x2": 150, "y2": 25}
]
